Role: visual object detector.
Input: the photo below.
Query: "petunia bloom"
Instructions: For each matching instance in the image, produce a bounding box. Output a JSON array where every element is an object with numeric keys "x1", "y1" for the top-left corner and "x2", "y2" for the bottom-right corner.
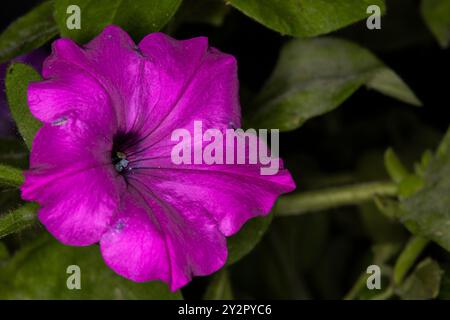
[{"x1": 21, "y1": 25, "x2": 295, "y2": 291}]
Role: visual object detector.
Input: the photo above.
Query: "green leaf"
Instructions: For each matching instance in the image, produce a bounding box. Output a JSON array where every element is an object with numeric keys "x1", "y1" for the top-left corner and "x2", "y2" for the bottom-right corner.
[
  {"x1": 367, "y1": 68, "x2": 422, "y2": 107},
  {"x1": 400, "y1": 127, "x2": 450, "y2": 251},
  {"x1": 397, "y1": 258, "x2": 443, "y2": 300},
  {"x1": 249, "y1": 38, "x2": 420, "y2": 131},
  {"x1": 415, "y1": 149, "x2": 433, "y2": 177},
  {"x1": 421, "y1": 0, "x2": 450, "y2": 48},
  {"x1": 398, "y1": 174, "x2": 424, "y2": 198},
  {"x1": 5, "y1": 63, "x2": 42, "y2": 150},
  {"x1": 0, "y1": 234, "x2": 182, "y2": 299},
  {"x1": 373, "y1": 196, "x2": 404, "y2": 219},
  {"x1": 384, "y1": 148, "x2": 410, "y2": 184},
  {"x1": 54, "y1": 0, "x2": 182, "y2": 43},
  {"x1": 228, "y1": 0, "x2": 385, "y2": 37},
  {"x1": 203, "y1": 269, "x2": 233, "y2": 300},
  {"x1": 0, "y1": 203, "x2": 38, "y2": 240},
  {"x1": 0, "y1": 164, "x2": 23, "y2": 187},
  {"x1": 0, "y1": 1, "x2": 57, "y2": 63},
  {"x1": 226, "y1": 212, "x2": 273, "y2": 265},
  {"x1": 174, "y1": 0, "x2": 230, "y2": 27}
]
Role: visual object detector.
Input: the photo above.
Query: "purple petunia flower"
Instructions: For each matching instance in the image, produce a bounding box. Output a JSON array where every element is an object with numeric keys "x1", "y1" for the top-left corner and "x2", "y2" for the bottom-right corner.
[{"x1": 21, "y1": 25, "x2": 295, "y2": 291}]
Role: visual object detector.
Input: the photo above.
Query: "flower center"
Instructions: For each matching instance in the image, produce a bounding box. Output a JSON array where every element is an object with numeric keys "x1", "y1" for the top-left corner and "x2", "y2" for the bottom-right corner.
[
  {"x1": 112, "y1": 151, "x2": 129, "y2": 173},
  {"x1": 111, "y1": 131, "x2": 142, "y2": 176}
]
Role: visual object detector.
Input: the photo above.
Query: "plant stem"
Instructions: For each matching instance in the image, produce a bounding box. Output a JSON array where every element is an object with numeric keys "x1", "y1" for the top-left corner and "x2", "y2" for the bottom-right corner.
[
  {"x1": 393, "y1": 236, "x2": 429, "y2": 285},
  {"x1": 275, "y1": 181, "x2": 398, "y2": 216},
  {"x1": 343, "y1": 272, "x2": 368, "y2": 300},
  {"x1": 0, "y1": 203, "x2": 38, "y2": 239}
]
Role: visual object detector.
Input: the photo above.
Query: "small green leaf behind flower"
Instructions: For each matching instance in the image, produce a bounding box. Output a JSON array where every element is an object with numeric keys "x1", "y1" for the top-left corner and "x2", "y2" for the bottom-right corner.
[{"x1": 226, "y1": 212, "x2": 273, "y2": 265}]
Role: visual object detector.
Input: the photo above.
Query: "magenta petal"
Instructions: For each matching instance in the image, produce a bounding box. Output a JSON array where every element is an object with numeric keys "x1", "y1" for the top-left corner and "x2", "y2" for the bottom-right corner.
[
  {"x1": 136, "y1": 33, "x2": 240, "y2": 142},
  {"x1": 24, "y1": 115, "x2": 114, "y2": 175},
  {"x1": 101, "y1": 183, "x2": 227, "y2": 291},
  {"x1": 130, "y1": 164, "x2": 295, "y2": 237},
  {"x1": 33, "y1": 166, "x2": 121, "y2": 246},
  {"x1": 21, "y1": 117, "x2": 121, "y2": 245},
  {"x1": 100, "y1": 194, "x2": 171, "y2": 284},
  {"x1": 27, "y1": 70, "x2": 113, "y2": 125},
  {"x1": 29, "y1": 26, "x2": 152, "y2": 131}
]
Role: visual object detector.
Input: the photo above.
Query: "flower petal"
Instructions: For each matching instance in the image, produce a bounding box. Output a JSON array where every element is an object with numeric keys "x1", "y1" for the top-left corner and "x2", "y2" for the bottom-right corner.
[
  {"x1": 28, "y1": 25, "x2": 153, "y2": 132},
  {"x1": 100, "y1": 181, "x2": 227, "y2": 291},
  {"x1": 27, "y1": 69, "x2": 113, "y2": 125},
  {"x1": 33, "y1": 166, "x2": 121, "y2": 246},
  {"x1": 21, "y1": 116, "x2": 122, "y2": 245},
  {"x1": 135, "y1": 33, "x2": 240, "y2": 146},
  {"x1": 130, "y1": 162, "x2": 295, "y2": 237}
]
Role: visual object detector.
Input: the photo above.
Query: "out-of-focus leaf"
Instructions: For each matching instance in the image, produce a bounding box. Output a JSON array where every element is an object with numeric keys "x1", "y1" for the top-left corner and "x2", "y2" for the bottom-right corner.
[
  {"x1": 373, "y1": 196, "x2": 404, "y2": 219},
  {"x1": 421, "y1": 0, "x2": 450, "y2": 48},
  {"x1": 415, "y1": 150, "x2": 433, "y2": 177},
  {"x1": 226, "y1": 212, "x2": 273, "y2": 265},
  {"x1": 228, "y1": 0, "x2": 385, "y2": 37},
  {"x1": 5, "y1": 63, "x2": 42, "y2": 150},
  {"x1": 175, "y1": 0, "x2": 230, "y2": 27},
  {"x1": 203, "y1": 269, "x2": 233, "y2": 300},
  {"x1": 367, "y1": 69, "x2": 422, "y2": 106},
  {"x1": 384, "y1": 148, "x2": 410, "y2": 184},
  {"x1": 394, "y1": 236, "x2": 429, "y2": 285},
  {"x1": 398, "y1": 175, "x2": 424, "y2": 198},
  {"x1": 397, "y1": 258, "x2": 443, "y2": 300},
  {"x1": 0, "y1": 234, "x2": 182, "y2": 299},
  {"x1": 54, "y1": 0, "x2": 182, "y2": 43},
  {"x1": 0, "y1": 203, "x2": 38, "y2": 240},
  {"x1": 339, "y1": 0, "x2": 432, "y2": 53},
  {"x1": 0, "y1": 1, "x2": 57, "y2": 63},
  {"x1": 250, "y1": 38, "x2": 420, "y2": 131},
  {"x1": 400, "y1": 127, "x2": 450, "y2": 251},
  {"x1": 0, "y1": 164, "x2": 23, "y2": 187}
]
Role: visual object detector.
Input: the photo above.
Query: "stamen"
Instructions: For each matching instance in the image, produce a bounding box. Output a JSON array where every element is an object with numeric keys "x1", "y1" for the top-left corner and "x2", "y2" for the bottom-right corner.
[{"x1": 112, "y1": 151, "x2": 129, "y2": 173}]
